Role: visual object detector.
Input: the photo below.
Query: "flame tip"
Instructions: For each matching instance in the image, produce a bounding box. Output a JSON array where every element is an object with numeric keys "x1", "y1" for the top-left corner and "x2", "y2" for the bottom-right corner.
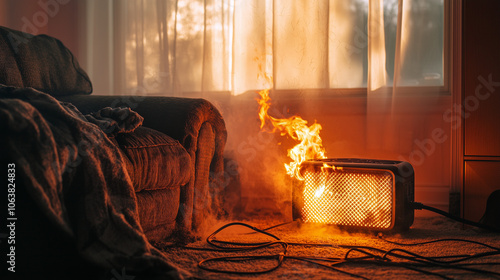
[{"x1": 257, "y1": 84, "x2": 327, "y2": 180}]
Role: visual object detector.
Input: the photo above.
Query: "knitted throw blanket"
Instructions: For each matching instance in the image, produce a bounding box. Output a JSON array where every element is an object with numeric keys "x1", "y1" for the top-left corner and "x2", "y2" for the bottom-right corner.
[{"x1": 0, "y1": 85, "x2": 189, "y2": 279}]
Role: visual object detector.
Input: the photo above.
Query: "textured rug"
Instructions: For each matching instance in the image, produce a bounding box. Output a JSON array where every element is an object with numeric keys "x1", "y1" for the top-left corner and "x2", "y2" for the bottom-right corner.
[{"x1": 155, "y1": 215, "x2": 500, "y2": 280}]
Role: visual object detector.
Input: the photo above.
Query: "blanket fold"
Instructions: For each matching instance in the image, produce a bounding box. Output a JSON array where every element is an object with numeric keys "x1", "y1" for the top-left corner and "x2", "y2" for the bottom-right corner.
[
  {"x1": 84, "y1": 106, "x2": 144, "y2": 135},
  {"x1": 0, "y1": 85, "x2": 188, "y2": 279}
]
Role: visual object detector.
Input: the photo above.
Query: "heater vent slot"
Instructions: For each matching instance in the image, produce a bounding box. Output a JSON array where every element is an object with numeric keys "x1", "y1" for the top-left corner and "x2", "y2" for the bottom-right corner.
[{"x1": 302, "y1": 168, "x2": 394, "y2": 230}]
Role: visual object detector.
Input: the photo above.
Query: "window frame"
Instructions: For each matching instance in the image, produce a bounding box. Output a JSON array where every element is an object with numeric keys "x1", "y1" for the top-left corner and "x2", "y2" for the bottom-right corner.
[{"x1": 264, "y1": 0, "x2": 452, "y2": 99}]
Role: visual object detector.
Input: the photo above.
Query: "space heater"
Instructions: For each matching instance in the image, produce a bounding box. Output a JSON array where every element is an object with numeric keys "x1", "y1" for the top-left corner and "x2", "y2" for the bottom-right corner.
[{"x1": 293, "y1": 159, "x2": 415, "y2": 231}]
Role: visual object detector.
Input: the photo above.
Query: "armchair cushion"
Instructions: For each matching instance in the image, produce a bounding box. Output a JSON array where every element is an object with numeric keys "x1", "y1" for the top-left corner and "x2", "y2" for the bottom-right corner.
[
  {"x1": 0, "y1": 26, "x2": 92, "y2": 96},
  {"x1": 112, "y1": 126, "x2": 192, "y2": 192}
]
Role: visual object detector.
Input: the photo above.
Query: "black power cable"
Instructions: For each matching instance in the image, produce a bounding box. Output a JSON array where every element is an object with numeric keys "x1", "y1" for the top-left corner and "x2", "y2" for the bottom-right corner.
[
  {"x1": 377, "y1": 234, "x2": 500, "y2": 251},
  {"x1": 412, "y1": 202, "x2": 500, "y2": 233},
  {"x1": 198, "y1": 222, "x2": 369, "y2": 279},
  {"x1": 376, "y1": 234, "x2": 500, "y2": 277},
  {"x1": 190, "y1": 221, "x2": 500, "y2": 279},
  {"x1": 167, "y1": 202, "x2": 500, "y2": 278}
]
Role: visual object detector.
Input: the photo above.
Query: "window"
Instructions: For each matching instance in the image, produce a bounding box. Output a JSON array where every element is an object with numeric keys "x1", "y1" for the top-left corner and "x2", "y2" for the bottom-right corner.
[
  {"x1": 84, "y1": 0, "x2": 449, "y2": 95},
  {"x1": 234, "y1": 0, "x2": 447, "y2": 93},
  {"x1": 382, "y1": 0, "x2": 446, "y2": 88}
]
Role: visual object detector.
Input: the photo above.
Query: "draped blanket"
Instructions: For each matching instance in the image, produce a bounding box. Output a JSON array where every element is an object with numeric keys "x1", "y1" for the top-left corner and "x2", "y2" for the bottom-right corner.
[{"x1": 0, "y1": 85, "x2": 188, "y2": 279}]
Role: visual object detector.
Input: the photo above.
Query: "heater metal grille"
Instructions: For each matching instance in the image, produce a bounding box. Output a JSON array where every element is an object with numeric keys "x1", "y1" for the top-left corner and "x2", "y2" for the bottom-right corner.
[{"x1": 301, "y1": 168, "x2": 394, "y2": 230}]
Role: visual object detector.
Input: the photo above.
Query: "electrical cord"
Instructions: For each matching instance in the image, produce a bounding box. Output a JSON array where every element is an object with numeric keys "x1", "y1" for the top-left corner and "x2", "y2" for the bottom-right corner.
[
  {"x1": 158, "y1": 202, "x2": 500, "y2": 277},
  {"x1": 198, "y1": 222, "x2": 369, "y2": 279},
  {"x1": 198, "y1": 222, "x2": 288, "y2": 274},
  {"x1": 412, "y1": 202, "x2": 500, "y2": 233},
  {"x1": 205, "y1": 222, "x2": 286, "y2": 249},
  {"x1": 341, "y1": 244, "x2": 500, "y2": 278},
  {"x1": 339, "y1": 250, "x2": 454, "y2": 280},
  {"x1": 261, "y1": 220, "x2": 298, "y2": 231},
  {"x1": 285, "y1": 256, "x2": 371, "y2": 280},
  {"x1": 381, "y1": 248, "x2": 500, "y2": 276},
  {"x1": 190, "y1": 221, "x2": 500, "y2": 279},
  {"x1": 198, "y1": 253, "x2": 286, "y2": 274},
  {"x1": 376, "y1": 233, "x2": 500, "y2": 277},
  {"x1": 377, "y1": 234, "x2": 500, "y2": 251}
]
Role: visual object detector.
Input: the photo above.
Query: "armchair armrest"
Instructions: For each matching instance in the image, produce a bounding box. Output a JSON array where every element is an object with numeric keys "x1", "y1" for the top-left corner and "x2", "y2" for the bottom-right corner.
[
  {"x1": 58, "y1": 95, "x2": 226, "y2": 149},
  {"x1": 58, "y1": 94, "x2": 228, "y2": 235}
]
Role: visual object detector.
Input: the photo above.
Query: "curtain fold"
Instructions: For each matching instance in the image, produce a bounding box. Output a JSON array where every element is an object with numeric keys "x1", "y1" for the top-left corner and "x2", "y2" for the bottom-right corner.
[
  {"x1": 273, "y1": 0, "x2": 329, "y2": 89},
  {"x1": 233, "y1": 0, "x2": 271, "y2": 93},
  {"x1": 368, "y1": 0, "x2": 387, "y2": 92},
  {"x1": 366, "y1": 0, "x2": 392, "y2": 155}
]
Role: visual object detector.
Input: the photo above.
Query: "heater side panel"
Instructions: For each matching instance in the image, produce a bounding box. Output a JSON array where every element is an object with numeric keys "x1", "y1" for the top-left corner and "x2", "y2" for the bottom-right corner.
[{"x1": 393, "y1": 161, "x2": 415, "y2": 231}]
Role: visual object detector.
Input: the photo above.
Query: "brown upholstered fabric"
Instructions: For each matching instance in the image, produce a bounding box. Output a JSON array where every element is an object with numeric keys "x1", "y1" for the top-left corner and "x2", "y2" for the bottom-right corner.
[
  {"x1": 112, "y1": 126, "x2": 192, "y2": 192},
  {"x1": 59, "y1": 95, "x2": 228, "y2": 236},
  {"x1": 0, "y1": 26, "x2": 92, "y2": 96},
  {"x1": 192, "y1": 122, "x2": 216, "y2": 231},
  {"x1": 136, "y1": 188, "x2": 180, "y2": 242}
]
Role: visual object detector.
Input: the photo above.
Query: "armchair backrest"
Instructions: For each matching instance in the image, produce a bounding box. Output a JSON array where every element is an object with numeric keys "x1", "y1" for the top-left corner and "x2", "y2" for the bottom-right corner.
[{"x1": 0, "y1": 26, "x2": 92, "y2": 96}]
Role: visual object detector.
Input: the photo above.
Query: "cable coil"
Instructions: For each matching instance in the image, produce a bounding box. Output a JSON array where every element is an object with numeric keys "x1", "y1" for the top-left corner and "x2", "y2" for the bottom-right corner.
[{"x1": 162, "y1": 203, "x2": 500, "y2": 279}]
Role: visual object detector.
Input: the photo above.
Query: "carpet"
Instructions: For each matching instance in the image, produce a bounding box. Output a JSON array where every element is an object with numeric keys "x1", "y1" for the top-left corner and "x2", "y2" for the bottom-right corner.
[{"x1": 154, "y1": 215, "x2": 500, "y2": 280}]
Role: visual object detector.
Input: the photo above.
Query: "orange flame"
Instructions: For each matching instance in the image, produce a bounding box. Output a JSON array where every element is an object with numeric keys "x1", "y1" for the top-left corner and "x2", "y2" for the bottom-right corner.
[{"x1": 257, "y1": 88, "x2": 326, "y2": 180}]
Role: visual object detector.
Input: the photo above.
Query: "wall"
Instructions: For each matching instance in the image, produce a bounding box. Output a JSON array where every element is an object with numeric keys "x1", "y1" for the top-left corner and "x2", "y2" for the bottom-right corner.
[
  {"x1": 0, "y1": 0, "x2": 80, "y2": 57},
  {"x1": 220, "y1": 90, "x2": 451, "y2": 219},
  {"x1": 461, "y1": 0, "x2": 500, "y2": 221}
]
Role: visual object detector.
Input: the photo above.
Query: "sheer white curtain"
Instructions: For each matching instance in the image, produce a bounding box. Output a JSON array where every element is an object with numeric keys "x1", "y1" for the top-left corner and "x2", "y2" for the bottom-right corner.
[
  {"x1": 82, "y1": 0, "x2": 444, "y2": 96},
  {"x1": 81, "y1": 0, "x2": 233, "y2": 95},
  {"x1": 117, "y1": 0, "x2": 234, "y2": 95},
  {"x1": 366, "y1": 0, "x2": 446, "y2": 156}
]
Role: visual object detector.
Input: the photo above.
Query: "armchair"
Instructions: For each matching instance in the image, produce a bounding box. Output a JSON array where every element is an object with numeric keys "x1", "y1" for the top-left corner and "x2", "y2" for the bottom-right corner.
[
  {"x1": 59, "y1": 94, "x2": 228, "y2": 239},
  {"x1": 0, "y1": 25, "x2": 227, "y2": 279}
]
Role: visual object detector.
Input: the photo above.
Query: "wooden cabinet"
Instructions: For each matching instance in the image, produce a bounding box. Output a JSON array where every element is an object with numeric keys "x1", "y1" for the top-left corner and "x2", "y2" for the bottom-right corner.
[
  {"x1": 461, "y1": 0, "x2": 500, "y2": 221},
  {"x1": 464, "y1": 161, "x2": 500, "y2": 221}
]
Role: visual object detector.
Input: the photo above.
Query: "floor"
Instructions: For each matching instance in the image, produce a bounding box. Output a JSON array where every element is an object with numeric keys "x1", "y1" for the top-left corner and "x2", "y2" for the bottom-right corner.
[{"x1": 155, "y1": 215, "x2": 500, "y2": 279}]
